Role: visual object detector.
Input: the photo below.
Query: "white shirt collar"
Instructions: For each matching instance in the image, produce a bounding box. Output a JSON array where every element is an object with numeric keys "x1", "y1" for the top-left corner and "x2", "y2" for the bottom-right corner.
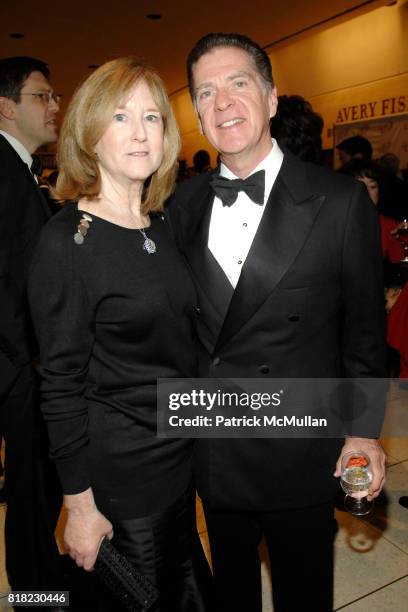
[
  {"x1": 0, "y1": 130, "x2": 33, "y2": 169},
  {"x1": 219, "y1": 139, "x2": 284, "y2": 204}
]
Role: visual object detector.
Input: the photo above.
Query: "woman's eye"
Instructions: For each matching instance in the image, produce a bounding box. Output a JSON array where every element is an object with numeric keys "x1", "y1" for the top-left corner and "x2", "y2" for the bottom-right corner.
[
  {"x1": 114, "y1": 113, "x2": 126, "y2": 122},
  {"x1": 145, "y1": 114, "x2": 161, "y2": 122}
]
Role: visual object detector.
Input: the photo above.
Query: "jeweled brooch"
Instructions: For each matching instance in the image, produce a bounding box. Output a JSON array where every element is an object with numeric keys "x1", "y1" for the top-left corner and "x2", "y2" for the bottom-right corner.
[{"x1": 74, "y1": 213, "x2": 93, "y2": 245}]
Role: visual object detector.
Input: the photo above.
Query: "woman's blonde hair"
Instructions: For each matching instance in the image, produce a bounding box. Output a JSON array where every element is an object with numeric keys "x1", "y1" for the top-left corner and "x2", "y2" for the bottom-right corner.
[{"x1": 55, "y1": 57, "x2": 180, "y2": 213}]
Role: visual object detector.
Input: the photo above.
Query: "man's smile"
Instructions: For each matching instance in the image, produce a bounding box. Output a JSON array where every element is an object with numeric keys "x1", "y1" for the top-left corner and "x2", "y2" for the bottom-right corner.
[{"x1": 217, "y1": 118, "x2": 245, "y2": 128}]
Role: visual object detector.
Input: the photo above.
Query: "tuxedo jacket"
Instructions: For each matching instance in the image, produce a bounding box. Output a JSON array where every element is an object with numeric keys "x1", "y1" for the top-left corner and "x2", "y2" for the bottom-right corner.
[
  {"x1": 0, "y1": 134, "x2": 51, "y2": 399},
  {"x1": 168, "y1": 151, "x2": 387, "y2": 511}
]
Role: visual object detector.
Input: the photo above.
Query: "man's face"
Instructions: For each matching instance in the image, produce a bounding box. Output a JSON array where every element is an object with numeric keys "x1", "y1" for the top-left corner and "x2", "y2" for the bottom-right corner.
[
  {"x1": 12, "y1": 71, "x2": 59, "y2": 152},
  {"x1": 192, "y1": 46, "x2": 277, "y2": 174}
]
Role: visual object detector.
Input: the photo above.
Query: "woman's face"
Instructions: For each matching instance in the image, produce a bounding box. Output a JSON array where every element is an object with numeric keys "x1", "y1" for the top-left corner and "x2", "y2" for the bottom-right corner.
[
  {"x1": 358, "y1": 176, "x2": 379, "y2": 205},
  {"x1": 95, "y1": 79, "x2": 164, "y2": 188}
]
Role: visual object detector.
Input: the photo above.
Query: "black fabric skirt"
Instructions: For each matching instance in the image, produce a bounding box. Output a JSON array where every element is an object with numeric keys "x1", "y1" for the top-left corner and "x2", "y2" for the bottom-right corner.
[{"x1": 96, "y1": 492, "x2": 207, "y2": 611}]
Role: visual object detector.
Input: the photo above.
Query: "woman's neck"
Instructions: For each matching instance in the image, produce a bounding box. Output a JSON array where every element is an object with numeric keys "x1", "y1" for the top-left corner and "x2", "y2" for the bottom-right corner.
[{"x1": 79, "y1": 176, "x2": 149, "y2": 229}]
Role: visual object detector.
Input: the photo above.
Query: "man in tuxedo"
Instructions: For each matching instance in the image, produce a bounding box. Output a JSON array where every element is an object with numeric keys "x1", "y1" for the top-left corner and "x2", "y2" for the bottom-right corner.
[
  {"x1": 169, "y1": 34, "x2": 387, "y2": 612},
  {"x1": 0, "y1": 57, "x2": 63, "y2": 592}
]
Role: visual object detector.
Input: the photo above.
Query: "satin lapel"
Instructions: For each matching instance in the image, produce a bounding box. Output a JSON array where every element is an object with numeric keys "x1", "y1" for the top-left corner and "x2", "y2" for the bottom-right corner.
[
  {"x1": 215, "y1": 155, "x2": 325, "y2": 351},
  {"x1": 181, "y1": 181, "x2": 234, "y2": 320}
]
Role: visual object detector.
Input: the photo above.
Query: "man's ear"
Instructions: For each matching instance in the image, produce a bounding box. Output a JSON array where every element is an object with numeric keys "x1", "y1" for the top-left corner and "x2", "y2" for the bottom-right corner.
[
  {"x1": 0, "y1": 96, "x2": 16, "y2": 120},
  {"x1": 268, "y1": 86, "x2": 278, "y2": 120}
]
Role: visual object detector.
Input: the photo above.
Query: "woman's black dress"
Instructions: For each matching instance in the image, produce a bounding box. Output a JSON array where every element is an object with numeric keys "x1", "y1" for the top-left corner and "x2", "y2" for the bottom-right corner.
[{"x1": 28, "y1": 202, "x2": 205, "y2": 611}]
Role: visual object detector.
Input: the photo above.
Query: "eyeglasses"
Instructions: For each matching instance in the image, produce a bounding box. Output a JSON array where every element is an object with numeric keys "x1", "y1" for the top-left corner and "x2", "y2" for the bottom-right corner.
[{"x1": 19, "y1": 92, "x2": 62, "y2": 104}]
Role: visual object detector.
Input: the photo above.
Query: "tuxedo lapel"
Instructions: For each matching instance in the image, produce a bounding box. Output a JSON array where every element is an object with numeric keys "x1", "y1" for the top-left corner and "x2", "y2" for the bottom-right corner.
[
  {"x1": 181, "y1": 177, "x2": 234, "y2": 321},
  {"x1": 215, "y1": 154, "x2": 325, "y2": 351}
]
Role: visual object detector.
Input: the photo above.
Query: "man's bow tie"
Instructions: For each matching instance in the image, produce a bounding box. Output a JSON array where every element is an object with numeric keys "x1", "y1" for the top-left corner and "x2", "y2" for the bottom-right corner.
[
  {"x1": 210, "y1": 169, "x2": 265, "y2": 207},
  {"x1": 30, "y1": 155, "x2": 42, "y2": 176}
]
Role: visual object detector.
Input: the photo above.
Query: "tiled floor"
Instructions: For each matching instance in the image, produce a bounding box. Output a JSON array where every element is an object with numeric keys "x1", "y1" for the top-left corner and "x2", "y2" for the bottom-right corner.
[{"x1": 1, "y1": 387, "x2": 407, "y2": 611}]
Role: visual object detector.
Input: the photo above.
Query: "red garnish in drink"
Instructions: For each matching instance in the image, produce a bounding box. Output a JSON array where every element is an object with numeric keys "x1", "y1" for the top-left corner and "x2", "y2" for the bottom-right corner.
[{"x1": 347, "y1": 456, "x2": 368, "y2": 468}]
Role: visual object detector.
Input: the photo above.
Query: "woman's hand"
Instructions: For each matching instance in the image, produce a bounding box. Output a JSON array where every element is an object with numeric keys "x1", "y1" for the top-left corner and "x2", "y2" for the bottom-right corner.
[{"x1": 64, "y1": 488, "x2": 113, "y2": 571}]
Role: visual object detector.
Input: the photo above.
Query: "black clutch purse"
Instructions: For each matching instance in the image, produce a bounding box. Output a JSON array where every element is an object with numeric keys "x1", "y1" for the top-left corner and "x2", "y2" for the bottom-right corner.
[{"x1": 93, "y1": 537, "x2": 159, "y2": 611}]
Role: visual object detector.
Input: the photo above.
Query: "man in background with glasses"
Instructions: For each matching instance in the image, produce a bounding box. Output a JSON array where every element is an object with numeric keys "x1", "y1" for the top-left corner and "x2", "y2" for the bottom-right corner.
[{"x1": 0, "y1": 56, "x2": 64, "y2": 597}]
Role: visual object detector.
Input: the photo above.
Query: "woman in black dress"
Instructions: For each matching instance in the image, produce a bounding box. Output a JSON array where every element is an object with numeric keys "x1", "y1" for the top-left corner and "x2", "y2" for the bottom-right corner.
[{"x1": 28, "y1": 57, "x2": 206, "y2": 610}]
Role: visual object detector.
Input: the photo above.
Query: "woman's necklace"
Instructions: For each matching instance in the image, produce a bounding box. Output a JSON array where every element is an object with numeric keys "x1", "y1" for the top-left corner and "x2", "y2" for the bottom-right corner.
[
  {"x1": 97, "y1": 192, "x2": 157, "y2": 254},
  {"x1": 138, "y1": 228, "x2": 157, "y2": 254}
]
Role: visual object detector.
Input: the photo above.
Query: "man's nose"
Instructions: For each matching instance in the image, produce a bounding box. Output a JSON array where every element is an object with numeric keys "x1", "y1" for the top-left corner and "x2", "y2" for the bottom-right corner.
[
  {"x1": 215, "y1": 88, "x2": 233, "y2": 111},
  {"x1": 49, "y1": 97, "x2": 60, "y2": 112}
]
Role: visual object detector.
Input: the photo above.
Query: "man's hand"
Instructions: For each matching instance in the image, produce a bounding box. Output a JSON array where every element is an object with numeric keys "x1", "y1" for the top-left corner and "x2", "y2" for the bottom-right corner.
[
  {"x1": 334, "y1": 438, "x2": 386, "y2": 501},
  {"x1": 64, "y1": 488, "x2": 113, "y2": 571}
]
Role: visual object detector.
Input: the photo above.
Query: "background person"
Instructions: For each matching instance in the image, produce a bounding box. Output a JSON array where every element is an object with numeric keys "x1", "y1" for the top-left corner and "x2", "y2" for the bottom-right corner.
[
  {"x1": 338, "y1": 159, "x2": 405, "y2": 272},
  {"x1": 0, "y1": 56, "x2": 63, "y2": 594},
  {"x1": 28, "y1": 57, "x2": 206, "y2": 611},
  {"x1": 336, "y1": 134, "x2": 373, "y2": 165},
  {"x1": 270, "y1": 94, "x2": 323, "y2": 164},
  {"x1": 339, "y1": 158, "x2": 407, "y2": 379},
  {"x1": 193, "y1": 149, "x2": 212, "y2": 174}
]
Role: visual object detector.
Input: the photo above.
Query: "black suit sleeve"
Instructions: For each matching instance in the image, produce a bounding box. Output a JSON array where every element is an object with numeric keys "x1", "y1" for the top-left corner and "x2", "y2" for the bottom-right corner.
[
  {"x1": 165, "y1": 194, "x2": 183, "y2": 250},
  {"x1": 0, "y1": 170, "x2": 30, "y2": 370},
  {"x1": 340, "y1": 181, "x2": 387, "y2": 436},
  {"x1": 340, "y1": 181, "x2": 387, "y2": 376},
  {"x1": 28, "y1": 222, "x2": 93, "y2": 494}
]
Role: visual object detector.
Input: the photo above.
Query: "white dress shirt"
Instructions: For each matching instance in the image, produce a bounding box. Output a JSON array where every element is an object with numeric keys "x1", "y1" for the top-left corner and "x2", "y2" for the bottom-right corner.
[{"x1": 208, "y1": 139, "x2": 284, "y2": 288}]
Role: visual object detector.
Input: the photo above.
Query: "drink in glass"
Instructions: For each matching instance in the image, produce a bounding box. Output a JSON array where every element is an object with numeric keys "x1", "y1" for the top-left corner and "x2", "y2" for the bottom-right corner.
[{"x1": 340, "y1": 451, "x2": 373, "y2": 516}]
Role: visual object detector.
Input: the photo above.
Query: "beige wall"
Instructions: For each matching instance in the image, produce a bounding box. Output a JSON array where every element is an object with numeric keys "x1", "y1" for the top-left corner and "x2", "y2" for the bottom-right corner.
[{"x1": 170, "y1": 0, "x2": 408, "y2": 165}]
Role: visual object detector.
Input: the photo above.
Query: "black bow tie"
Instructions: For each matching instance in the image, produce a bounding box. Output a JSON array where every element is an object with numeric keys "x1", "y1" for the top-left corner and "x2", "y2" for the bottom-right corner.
[
  {"x1": 210, "y1": 169, "x2": 265, "y2": 207},
  {"x1": 30, "y1": 155, "x2": 42, "y2": 176}
]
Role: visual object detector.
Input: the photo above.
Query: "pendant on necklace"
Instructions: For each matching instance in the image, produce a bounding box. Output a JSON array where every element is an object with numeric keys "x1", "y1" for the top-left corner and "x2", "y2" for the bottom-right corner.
[{"x1": 139, "y1": 229, "x2": 156, "y2": 254}]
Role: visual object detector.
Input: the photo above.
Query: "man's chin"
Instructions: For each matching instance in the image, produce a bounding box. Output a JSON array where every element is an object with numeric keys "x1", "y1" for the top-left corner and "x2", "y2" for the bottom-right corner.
[
  {"x1": 44, "y1": 128, "x2": 58, "y2": 143},
  {"x1": 218, "y1": 148, "x2": 246, "y2": 160}
]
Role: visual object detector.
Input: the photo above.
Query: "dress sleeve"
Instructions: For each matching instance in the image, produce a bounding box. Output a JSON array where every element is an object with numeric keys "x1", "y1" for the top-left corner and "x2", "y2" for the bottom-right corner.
[{"x1": 28, "y1": 219, "x2": 94, "y2": 494}]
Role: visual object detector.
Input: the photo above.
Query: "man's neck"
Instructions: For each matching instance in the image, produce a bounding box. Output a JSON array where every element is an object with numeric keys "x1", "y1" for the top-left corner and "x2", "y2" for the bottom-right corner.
[
  {"x1": 0, "y1": 129, "x2": 33, "y2": 166},
  {"x1": 0, "y1": 124, "x2": 35, "y2": 154}
]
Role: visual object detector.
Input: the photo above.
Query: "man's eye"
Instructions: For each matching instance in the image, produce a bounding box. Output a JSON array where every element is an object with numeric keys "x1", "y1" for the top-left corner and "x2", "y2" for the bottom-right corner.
[
  {"x1": 114, "y1": 114, "x2": 126, "y2": 122},
  {"x1": 199, "y1": 90, "x2": 212, "y2": 100},
  {"x1": 235, "y1": 80, "x2": 247, "y2": 88}
]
